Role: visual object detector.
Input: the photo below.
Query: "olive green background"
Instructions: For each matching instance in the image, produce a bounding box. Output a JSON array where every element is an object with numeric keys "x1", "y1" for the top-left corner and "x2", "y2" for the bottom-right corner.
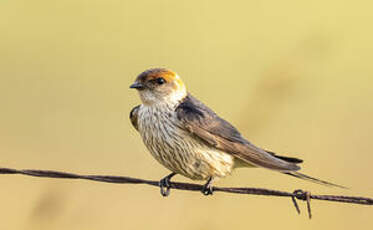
[{"x1": 1, "y1": 1, "x2": 372, "y2": 229}]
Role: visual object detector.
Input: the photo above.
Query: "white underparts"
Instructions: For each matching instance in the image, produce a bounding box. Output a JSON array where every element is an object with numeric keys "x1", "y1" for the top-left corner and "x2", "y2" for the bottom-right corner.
[{"x1": 137, "y1": 103, "x2": 235, "y2": 180}]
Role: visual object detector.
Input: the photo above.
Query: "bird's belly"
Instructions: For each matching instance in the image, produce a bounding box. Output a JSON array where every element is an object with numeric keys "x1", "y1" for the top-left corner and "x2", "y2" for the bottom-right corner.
[
  {"x1": 147, "y1": 138, "x2": 235, "y2": 180},
  {"x1": 138, "y1": 110, "x2": 234, "y2": 180}
]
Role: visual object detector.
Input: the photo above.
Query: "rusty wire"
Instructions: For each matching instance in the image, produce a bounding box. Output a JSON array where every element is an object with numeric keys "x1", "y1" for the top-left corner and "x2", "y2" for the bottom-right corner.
[{"x1": 1, "y1": 167, "x2": 372, "y2": 219}]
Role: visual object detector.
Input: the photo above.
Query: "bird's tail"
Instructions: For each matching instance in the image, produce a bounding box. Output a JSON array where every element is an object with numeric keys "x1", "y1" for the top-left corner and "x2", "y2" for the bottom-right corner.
[{"x1": 284, "y1": 171, "x2": 348, "y2": 189}]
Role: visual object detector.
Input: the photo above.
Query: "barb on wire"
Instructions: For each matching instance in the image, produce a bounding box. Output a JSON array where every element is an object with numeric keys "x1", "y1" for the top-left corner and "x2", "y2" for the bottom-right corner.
[{"x1": 0, "y1": 167, "x2": 372, "y2": 219}]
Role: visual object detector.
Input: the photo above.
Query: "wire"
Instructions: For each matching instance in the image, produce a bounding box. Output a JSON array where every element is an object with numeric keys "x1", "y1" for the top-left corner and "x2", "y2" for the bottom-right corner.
[{"x1": 0, "y1": 167, "x2": 372, "y2": 219}]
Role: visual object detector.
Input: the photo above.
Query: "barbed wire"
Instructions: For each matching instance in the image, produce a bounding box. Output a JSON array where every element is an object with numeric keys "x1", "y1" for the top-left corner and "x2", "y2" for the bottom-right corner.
[{"x1": 1, "y1": 167, "x2": 372, "y2": 219}]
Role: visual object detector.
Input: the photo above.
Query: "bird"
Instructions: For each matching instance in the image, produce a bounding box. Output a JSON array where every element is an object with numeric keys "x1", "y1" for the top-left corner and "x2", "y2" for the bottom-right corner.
[{"x1": 129, "y1": 67, "x2": 344, "y2": 196}]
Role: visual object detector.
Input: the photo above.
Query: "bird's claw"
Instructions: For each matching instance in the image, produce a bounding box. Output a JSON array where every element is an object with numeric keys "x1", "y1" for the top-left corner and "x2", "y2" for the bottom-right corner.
[
  {"x1": 159, "y1": 178, "x2": 171, "y2": 197},
  {"x1": 159, "y1": 173, "x2": 176, "y2": 197},
  {"x1": 201, "y1": 184, "x2": 214, "y2": 196}
]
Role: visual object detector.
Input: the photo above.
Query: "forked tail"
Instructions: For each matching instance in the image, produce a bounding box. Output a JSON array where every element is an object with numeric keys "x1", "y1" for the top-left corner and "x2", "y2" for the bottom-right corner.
[{"x1": 284, "y1": 171, "x2": 348, "y2": 189}]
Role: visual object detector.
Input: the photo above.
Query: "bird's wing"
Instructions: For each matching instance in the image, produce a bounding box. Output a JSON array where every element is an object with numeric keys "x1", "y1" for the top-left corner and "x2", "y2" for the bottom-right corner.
[
  {"x1": 175, "y1": 94, "x2": 300, "y2": 172},
  {"x1": 130, "y1": 105, "x2": 141, "y2": 131}
]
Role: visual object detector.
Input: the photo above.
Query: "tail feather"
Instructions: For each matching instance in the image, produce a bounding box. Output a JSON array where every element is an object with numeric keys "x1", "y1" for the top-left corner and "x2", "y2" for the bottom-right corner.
[
  {"x1": 266, "y1": 151, "x2": 303, "y2": 164},
  {"x1": 285, "y1": 171, "x2": 347, "y2": 189},
  {"x1": 265, "y1": 150, "x2": 346, "y2": 188}
]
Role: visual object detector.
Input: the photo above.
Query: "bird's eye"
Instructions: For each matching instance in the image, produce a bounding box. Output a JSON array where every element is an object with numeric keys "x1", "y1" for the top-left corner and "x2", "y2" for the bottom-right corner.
[{"x1": 156, "y1": 77, "x2": 166, "y2": 85}]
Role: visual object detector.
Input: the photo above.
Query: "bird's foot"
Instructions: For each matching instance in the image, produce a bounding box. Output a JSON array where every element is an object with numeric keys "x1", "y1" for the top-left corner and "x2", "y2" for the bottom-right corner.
[
  {"x1": 201, "y1": 184, "x2": 214, "y2": 196},
  {"x1": 159, "y1": 173, "x2": 176, "y2": 197},
  {"x1": 201, "y1": 177, "x2": 214, "y2": 196}
]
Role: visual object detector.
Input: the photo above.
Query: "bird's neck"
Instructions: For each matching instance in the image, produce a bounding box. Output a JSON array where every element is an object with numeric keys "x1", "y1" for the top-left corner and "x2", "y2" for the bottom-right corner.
[
  {"x1": 142, "y1": 89, "x2": 187, "y2": 109},
  {"x1": 166, "y1": 87, "x2": 187, "y2": 106}
]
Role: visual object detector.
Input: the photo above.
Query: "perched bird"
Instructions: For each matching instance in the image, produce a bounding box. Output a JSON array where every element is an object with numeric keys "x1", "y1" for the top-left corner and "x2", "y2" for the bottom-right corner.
[{"x1": 130, "y1": 68, "x2": 344, "y2": 196}]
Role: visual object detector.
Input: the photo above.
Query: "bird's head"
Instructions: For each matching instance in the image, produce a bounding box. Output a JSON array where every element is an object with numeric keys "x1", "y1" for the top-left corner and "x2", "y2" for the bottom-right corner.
[{"x1": 130, "y1": 68, "x2": 187, "y2": 106}]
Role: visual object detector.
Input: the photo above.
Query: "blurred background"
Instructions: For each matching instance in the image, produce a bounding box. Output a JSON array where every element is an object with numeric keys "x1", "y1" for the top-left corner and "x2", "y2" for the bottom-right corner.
[{"x1": 1, "y1": 0, "x2": 372, "y2": 229}]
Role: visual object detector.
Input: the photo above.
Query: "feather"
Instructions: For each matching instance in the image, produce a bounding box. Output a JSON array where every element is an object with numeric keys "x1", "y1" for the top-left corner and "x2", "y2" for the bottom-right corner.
[
  {"x1": 176, "y1": 94, "x2": 301, "y2": 172},
  {"x1": 130, "y1": 105, "x2": 140, "y2": 130},
  {"x1": 285, "y1": 171, "x2": 347, "y2": 189}
]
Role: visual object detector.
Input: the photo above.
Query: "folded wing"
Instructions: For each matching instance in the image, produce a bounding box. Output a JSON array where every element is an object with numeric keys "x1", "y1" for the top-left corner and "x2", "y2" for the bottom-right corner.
[
  {"x1": 130, "y1": 105, "x2": 141, "y2": 131},
  {"x1": 175, "y1": 94, "x2": 301, "y2": 172}
]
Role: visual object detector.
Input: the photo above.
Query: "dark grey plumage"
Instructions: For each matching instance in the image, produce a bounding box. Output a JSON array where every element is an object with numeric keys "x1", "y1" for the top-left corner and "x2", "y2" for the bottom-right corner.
[{"x1": 175, "y1": 94, "x2": 301, "y2": 172}]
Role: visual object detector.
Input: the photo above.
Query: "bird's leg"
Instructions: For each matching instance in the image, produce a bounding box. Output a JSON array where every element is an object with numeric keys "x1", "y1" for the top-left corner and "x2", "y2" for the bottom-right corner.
[
  {"x1": 159, "y1": 172, "x2": 177, "y2": 197},
  {"x1": 201, "y1": 177, "x2": 214, "y2": 196}
]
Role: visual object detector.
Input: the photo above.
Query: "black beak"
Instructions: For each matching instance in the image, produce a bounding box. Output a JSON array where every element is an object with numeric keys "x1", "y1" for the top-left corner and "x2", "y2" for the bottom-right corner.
[{"x1": 130, "y1": 82, "x2": 145, "y2": 90}]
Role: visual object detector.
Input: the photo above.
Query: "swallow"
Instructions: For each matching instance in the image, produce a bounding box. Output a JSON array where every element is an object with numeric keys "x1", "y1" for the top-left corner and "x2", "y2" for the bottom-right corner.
[{"x1": 129, "y1": 68, "x2": 344, "y2": 196}]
